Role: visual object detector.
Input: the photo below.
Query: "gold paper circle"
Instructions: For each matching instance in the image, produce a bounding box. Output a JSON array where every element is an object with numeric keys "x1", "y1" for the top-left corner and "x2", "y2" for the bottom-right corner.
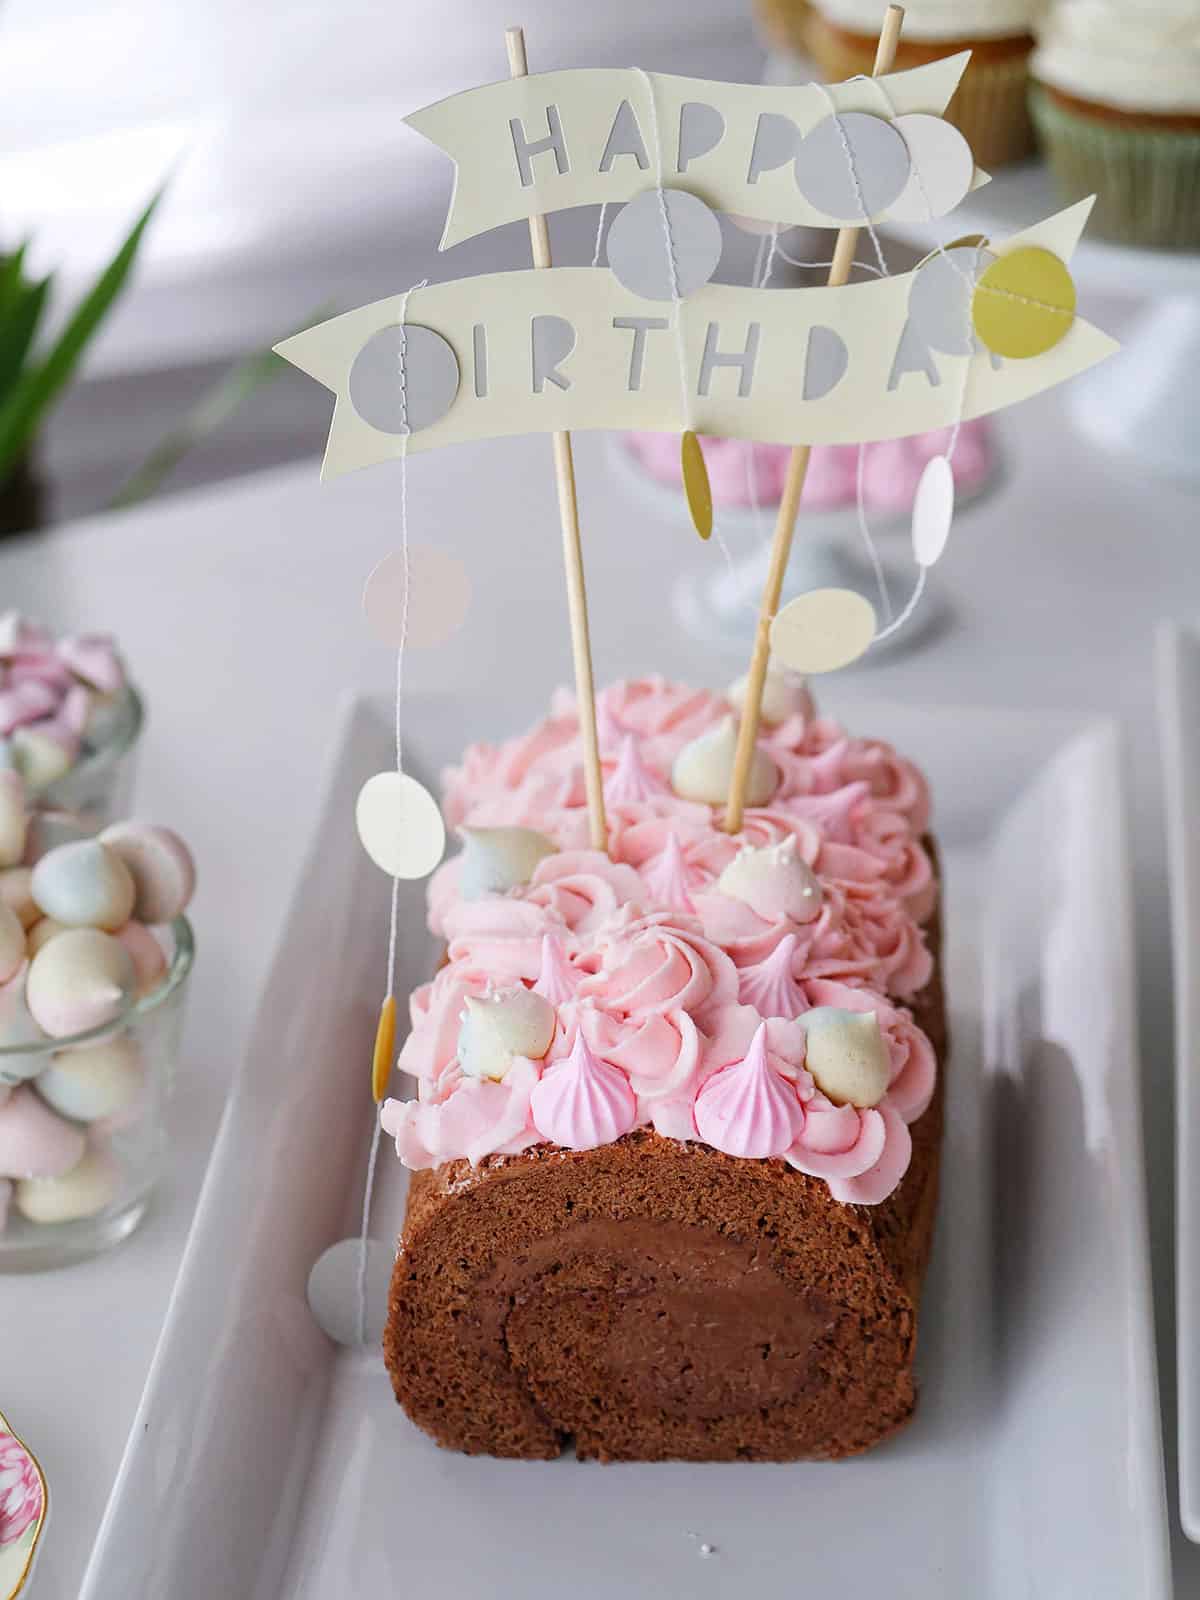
[
  {"x1": 681, "y1": 431, "x2": 713, "y2": 541},
  {"x1": 972, "y1": 247, "x2": 1076, "y2": 360}
]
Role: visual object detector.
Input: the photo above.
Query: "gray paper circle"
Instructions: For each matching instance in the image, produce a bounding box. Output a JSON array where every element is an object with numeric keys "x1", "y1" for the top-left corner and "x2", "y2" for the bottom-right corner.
[
  {"x1": 607, "y1": 188, "x2": 723, "y2": 302},
  {"x1": 908, "y1": 243, "x2": 997, "y2": 355},
  {"x1": 793, "y1": 112, "x2": 910, "y2": 223},
  {"x1": 349, "y1": 323, "x2": 459, "y2": 435},
  {"x1": 307, "y1": 1237, "x2": 393, "y2": 1347}
]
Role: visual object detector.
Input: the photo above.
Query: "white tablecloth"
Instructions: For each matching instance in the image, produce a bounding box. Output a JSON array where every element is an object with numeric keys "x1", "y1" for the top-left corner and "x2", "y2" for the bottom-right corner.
[{"x1": 4, "y1": 360, "x2": 1198, "y2": 1592}]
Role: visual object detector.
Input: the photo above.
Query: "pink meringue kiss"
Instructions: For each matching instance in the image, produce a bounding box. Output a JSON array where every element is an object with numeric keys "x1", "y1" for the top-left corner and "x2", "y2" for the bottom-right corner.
[
  {"x1": 737, "y1": 933, "x2": 807, "y2": 1019},
  {"x1": 604, "y1": 734, "x2": 668, "y2": 806},
  {"x1": 56, "y1": 633, "x2": 125, "y2": 695},
  {"x1": 530, "y1": 1032, "x2": 636, "y2": 1151},
  {"x1": 693, "y1": 1022, "x2": 805, "y2": 1159},
  {"x1": 0, "y1": 1084, "x2": 86, "y2": 1179},
  {"x1": 640, "y1": 831, "x2": 695, "y2": 914},
  {"x1": 0, "y1": 680, "x2": 58, "y2": 736},
  {"x1": 534, "y1": 932, "x2": 580, "y2": 1006}
]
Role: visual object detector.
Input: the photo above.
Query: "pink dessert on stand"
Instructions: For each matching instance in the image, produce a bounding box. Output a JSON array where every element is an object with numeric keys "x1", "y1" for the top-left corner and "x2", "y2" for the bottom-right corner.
[{"x1": 623, "y1": 422, "x2": 995, "y2": 515}]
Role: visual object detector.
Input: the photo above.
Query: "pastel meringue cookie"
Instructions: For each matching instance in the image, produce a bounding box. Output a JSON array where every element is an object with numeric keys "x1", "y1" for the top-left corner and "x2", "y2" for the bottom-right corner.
[
  {"x1": 727, "y1": 664, "x2": 814, "y2": 727},
  {"x1": 36, "y1": 1035, "x2": 143, "y2": 1121},
  {"x1": 26, "y1": 918, "x2": 67, "y2": 958},
  {"x1": 457, "y1": 987, "x2": 556, "y2": 1080},
  {"x1": 115, "y1": 922, "x2": 168, "y2": 994},
  {"x1": 693, "y1": 1021, "x2": 806, "y2": 1158},
  {"x1": 0, "y1": 899, "x2": 24, "y2": 985},
  {"x1": 0, "y1": 771, "x2": 27, "y2": 868},
  {"x1": 716, "y1": 836, "x2": 822, "y2": 924},
  {"x1": 26, "y1": 928, "x2": 136, "y2": 1039},
  {"x1": 670, "y1": 715, "x2": 779, "y2": 808},
  {"x1": 0, "y1": 612, "x2": 51, "y2": 660},
  {"x1": 56, "y1": 633, "x2": 125, "y2": 695},
  {"x1": 23, "y1": 809, "x2": 89, "y2": 866},
  {"x1": 12, "y1": 723, "x2": 78, "y2": 791},
  {"x1": 802, "y1": 1007, "x2": 891, "y2": 1109},
  {"x1": 15, "y1": 1140, "x2": 121, "y2": 1223},
  {"x1": 98, "y1": 822, "x2": 196, "y2": 925},
  {"x1": 0, "y1": 1084, "x2": 86, "y2": 1178},
  {"x1": 458, "y1": 826, "x2": 556, "y2": 900},
  {"x1": 0, "y1": 978, "x2": 47, "y2": 1084},
  {"x1": 31, "y1": 839, "x2": 136, "y2": 931},
  {"x1": 0, "y1": 866, "x2": 39, "y2": 931}
]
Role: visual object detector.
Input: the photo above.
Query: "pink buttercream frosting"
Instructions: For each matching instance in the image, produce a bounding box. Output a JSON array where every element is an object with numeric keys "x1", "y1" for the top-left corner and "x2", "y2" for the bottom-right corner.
[
  {"x1": 383, "y1": 679, "x2": 938, "y2": 1206},
  {"x1": 622, "y1": 422, "x2": 993, "y2": 512}
]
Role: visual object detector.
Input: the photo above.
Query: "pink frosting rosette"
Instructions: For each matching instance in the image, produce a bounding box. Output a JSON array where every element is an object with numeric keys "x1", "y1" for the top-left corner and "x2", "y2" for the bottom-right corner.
[
  {"x1": 578, "y1": 910, "x2": 739, "y2": 1022},
  {"x1": 804, "y1": 730, "x2": 932, "y2": 835},
  {"x1": 524, "y1": 850, "x2": 647, "y2": 936},
  {"x1": 382, "y1": 1057, "x2": 542, "y2": 1169},
  {"x1": 580, "y1": 1002, "x2": 702, "y2": 1112},
  {"x1": 398, "y1": 965, "x2": 488, "y2": 1083},
  {"x1": 442, "y1": 896, "x2": 553, "y2": 984}
]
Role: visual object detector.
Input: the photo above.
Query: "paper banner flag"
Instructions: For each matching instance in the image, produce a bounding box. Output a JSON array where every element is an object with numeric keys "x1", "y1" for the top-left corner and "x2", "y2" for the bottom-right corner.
[
  {"x1": 407, "y1": 56, "x2": 973, "y2": 247},
  {"x1": 276, "y1": 200, "x2": 1117, "y2": 482}
]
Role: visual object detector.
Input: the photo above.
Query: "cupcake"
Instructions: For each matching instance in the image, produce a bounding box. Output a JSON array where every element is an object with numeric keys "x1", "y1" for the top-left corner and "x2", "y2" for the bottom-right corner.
[
  {"x1": 754, "y1": 0, "x2": 814, "y2": 56},
  {"x1": 1030, "y1": 1, "x2": 1200, "y2": 249},
  {"x1": 807, "y1": 0, "x2": 1042, "y2": 167}
]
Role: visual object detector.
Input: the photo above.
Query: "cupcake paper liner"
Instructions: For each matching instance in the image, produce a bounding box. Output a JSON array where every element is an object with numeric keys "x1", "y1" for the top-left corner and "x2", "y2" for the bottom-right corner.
[
  {"x1": 807, "y1": 18, "x2": 1036, "y2": 168},
  {"x1": 1030, "y1": 87, "x2": 1200, "y2": 251}
]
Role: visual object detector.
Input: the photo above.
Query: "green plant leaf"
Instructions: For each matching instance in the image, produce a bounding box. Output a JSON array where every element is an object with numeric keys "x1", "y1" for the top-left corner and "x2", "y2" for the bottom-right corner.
[
  {"x1": 0, "y1": 188, "x2": 163, "y2": 481},
  {"x1": 0, "y1": 272, "x2": 52, "y2": 397},
  {"x1": 0, "y1": 244, "x2": 31, "y2": 318},
  {"x1": 107, "y1": 303, "x2": 336, "y2": 510}
]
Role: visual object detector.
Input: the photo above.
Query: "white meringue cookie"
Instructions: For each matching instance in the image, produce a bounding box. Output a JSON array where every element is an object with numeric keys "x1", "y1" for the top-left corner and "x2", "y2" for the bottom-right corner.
[
  {"x1": 98, "y1": 823, "x2": 195, "y2": 924},
  {"x1": 0, "y1": 866, "x2": 38, "y2": 931},
  {"x1": 671, "y1": 715, "x2": 779, "y2": 808},
  {"x1": 457, "y1": 986, "x2": 556, "y2": 1080},
  {"x1": 0, "y1": 771, "x2": 27, "y2": 868},
  {"x1": 727, "y1": 663, "x2": 814, "y2": 726},
  {"x1": 0, "y1": 900, "x2": 24, "y2": 985},
  {"x1": 15, "y1": 1140, "x2": 120, "y2": 1223},
  {"x1": 26, "y1": 928, "x2": 136, "y2": 1039},
  {"x1": 31, "y1": 840, "x2": 136, "y2": 931},
  {"x1": 0, "y1": 976, "x2": 47, "y2": 1085},
  {"x1": 26, "y1": 918, "x2": 67, "y2": 958},
  {"x1": 458, "y1": 826, "x2": 556, "y2": 899},
  {"x1": 12, "y1": 724, "x2": 76, "y2": 791},
  {"x1": 716, "y1": 836, "x2": 822, "y2": 924},
  {"x1": 802, "y1": 1007, "x2": 890, "y2": 1108},
  {"x1": 37, "y1": 1035, "x2": 143, "y2": 1121}
]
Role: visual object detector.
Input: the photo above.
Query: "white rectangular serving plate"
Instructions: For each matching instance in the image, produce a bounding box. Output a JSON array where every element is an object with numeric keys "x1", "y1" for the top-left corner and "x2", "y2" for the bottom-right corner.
[
  {"x1": 81, "y1": 693, "x2": 1169, "y2": 1600},
  {"x1": 1160, "y1": 621, "x2": 1200, "y2": 1544}
]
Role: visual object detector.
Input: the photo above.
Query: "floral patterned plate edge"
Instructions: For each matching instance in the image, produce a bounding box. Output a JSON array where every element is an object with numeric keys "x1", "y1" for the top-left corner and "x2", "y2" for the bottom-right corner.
[{"x1": 0, "y1": 1410, "x2": 47, "y2": 1600}]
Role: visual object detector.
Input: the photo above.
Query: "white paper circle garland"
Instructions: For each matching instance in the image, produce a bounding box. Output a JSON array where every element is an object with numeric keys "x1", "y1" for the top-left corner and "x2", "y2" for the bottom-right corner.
[
  {"x1": 769, "y1": 588, "x2": 877, "y2": 674},
  {"x1": 362, "y1": 545, "x2": 472, "y2": 649},
  {"x1": 606, "y1": 188, "x2": 723, "y2": 301},
  {"x1": 355, "y1": 771, "x2": 446, "y2": 878},
  {"x1": 793, "y1": 112, "x2": 910, "y2": 224},
  {"x1": 911, "y1": 455, "x2": 955, "y2": 567},
  {"x1": 349, "y1": 323, "x2": 460, "y2": 434},
  {"x1": 908, "y1": 242, "x2": 997, "y2": 355},
  {"x1": 886, "y1": 114, "x2": 975, "y2": 223}
]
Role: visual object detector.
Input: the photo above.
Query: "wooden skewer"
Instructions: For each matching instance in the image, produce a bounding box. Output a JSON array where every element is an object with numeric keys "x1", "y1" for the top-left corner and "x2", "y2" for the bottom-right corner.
[
  {"x1": 724, "y1": 4, "x2": 906, "y2": 835},
  {"x1": 505, "y1": 24, "x2": 608, "y2": 853}
]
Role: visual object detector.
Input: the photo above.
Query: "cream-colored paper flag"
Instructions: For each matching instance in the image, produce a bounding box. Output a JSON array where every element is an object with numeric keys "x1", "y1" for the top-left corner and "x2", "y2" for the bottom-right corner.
[
  {"x1": 276, "y1": 201, "x2": 1117, "y2": 480},
  {"x1": 408, "y1": 56, "x2": 972, "y2": 247}
]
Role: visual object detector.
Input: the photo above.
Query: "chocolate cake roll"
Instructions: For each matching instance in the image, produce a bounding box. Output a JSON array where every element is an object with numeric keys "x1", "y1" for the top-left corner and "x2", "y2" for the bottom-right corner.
[{"x1": 381, "y1": 675, "x2": 945, "y2": 1461}]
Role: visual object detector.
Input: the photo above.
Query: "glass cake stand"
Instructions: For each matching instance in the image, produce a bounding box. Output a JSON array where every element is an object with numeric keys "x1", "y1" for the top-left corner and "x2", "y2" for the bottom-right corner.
[{"x1": 608, "y1": 432, "x2": 1001, "y2": 664}]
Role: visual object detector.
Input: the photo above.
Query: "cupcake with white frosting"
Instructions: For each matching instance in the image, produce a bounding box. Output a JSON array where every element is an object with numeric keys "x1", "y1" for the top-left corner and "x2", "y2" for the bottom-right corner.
[
  {"x1": 807, "y1": 0, "x2": 1043, "y2": 166},
  {"x1": 1031, "y1": 0, "x2": 1200, "y2": 248}
]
